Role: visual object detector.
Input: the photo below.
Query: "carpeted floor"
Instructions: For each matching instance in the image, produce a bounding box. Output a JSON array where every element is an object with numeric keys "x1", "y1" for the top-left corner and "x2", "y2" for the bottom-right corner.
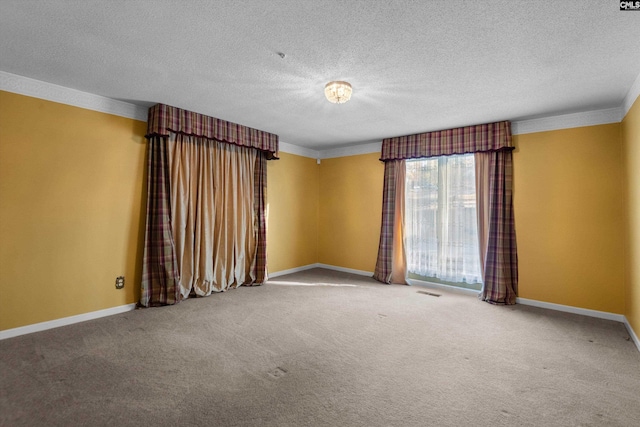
[{"x1": 1, "y1": 268, "x2": 639, "y2": 426}]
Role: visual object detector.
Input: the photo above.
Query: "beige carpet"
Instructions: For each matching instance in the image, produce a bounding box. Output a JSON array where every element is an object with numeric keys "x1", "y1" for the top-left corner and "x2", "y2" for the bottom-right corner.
[{"x1": 1, "y1": 268, "x2": 639, "y2": 426}]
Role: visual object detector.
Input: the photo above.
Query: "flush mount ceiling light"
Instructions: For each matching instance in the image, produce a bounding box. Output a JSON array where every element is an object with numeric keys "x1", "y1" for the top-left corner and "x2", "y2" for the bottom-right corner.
[{"x1": 324, "y1": 81, "x2": 353, "y2": 104}]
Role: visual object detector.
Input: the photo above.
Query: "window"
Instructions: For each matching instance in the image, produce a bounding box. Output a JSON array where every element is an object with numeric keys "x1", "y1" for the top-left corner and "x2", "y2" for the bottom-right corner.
[{"x1": 405, "y1": 154, "x2": 482, "y2": 290}]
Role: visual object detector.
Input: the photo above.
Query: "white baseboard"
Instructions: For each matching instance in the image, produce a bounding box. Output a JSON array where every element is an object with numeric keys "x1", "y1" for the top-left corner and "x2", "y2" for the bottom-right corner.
[
  {"x1": 316, "y1": 263, "x2": 373, "y2": 277},
  {"x1": 516, "y1": 297, "x2": 625, "y2": 322},
  {"x1": 269, "y1": 263, "x2": 374, "y2": 279},
  {"x1": 0, "y1": 303, "x2": 137, "y2": 340},
  {"x1": 516, "y1": 298, "x2": 639, "y2": 354},
  {"x1": 268, "y1": 263, "x2": 321, "y2": 278},
  {"x1": 280, "y1": 269, "x2": 640, "y2": 353},
  {"x1": 623, "y1": 317, "x2": 640, "y2": 353},
  {"x1": 270, "y1": 265, "x2": 640, "y2": 353},
  {"x1": 3, "y1": 276, "x2": 638, "y2": 354}
]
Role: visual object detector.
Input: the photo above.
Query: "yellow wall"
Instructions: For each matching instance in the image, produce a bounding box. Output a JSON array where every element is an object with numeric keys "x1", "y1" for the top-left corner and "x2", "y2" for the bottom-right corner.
[
  {"x1": 318, "y1": 153, "x2": 384, "y2": 272},
  {"x1": 513, "y1": 124, "x2": 626, "y2": 314},
  {"x1": 2, "y1": 87, "x2": 636, "y2": 332},
  {"x1": 0, "y1": 91, "x2": 147, "y2": 330},
  {"x1": 0, "y1": 92, "x2": 321, "y2": 330},
  {"x1": 622, "y1": 96, "x2": 640, "y2": 335},
  {"x1": 267, "y1": 152, "x2": 319, "y2": 273},
  {"x1": 315, "y1": 131, "x2": 628, "y2": 316}
]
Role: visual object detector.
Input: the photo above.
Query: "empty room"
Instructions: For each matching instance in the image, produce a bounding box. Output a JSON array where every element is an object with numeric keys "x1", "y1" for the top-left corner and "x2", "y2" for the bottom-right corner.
[{"x1": 1, "y1": 1, "x2": 639, "y2": 426}]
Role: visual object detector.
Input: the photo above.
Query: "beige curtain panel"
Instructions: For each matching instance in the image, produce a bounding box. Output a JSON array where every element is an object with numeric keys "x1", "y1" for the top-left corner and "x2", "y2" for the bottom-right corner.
[
  {"x1": 169, "y1": 134, "x2": 258, "y2": 297},
  {"x1": 140, "y1": 105, "x2": 275, "y2": 307}
]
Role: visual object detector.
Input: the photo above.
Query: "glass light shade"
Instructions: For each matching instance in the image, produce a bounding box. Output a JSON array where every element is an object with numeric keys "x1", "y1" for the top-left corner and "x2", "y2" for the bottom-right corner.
[{"x1": 324, "y1": 81, "x2": 353, "y2": 104}]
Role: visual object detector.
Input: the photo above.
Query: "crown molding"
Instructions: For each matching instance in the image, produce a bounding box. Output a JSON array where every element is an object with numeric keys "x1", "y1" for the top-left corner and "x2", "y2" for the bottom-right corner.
[
  {"x1": 278, "y1": 141, "x2": 320, "y2": 159},
  {"x1": 3, "y1": 70, "x2": 636, "y2": 154},
  {"x1": 312, "y1": 106, "x2": 628, "y2": 156},
  {"x1": 319, "y1": 141, "x2": 382, "y2": 159},
  {"x1": 0, "y1": 71, "x2": 147, "y2": 122},
  {"x1": 311, "y1": 107, "x2": 625, "y2": 157},
  {"x1": 278, "y1": 140, "x2": 381, "y2": 160},
  {"x1": 623, "y1": 70, "x2": 640, "y2": 118},
  {"x1": 511, "y1": 107, "x2": 623, "y2": 135}
]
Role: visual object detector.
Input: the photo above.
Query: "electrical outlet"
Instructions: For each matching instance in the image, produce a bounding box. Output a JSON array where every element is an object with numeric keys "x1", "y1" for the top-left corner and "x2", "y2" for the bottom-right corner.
[{"x1": 115, "y1": 276, "x2": 125, "y2": 289}]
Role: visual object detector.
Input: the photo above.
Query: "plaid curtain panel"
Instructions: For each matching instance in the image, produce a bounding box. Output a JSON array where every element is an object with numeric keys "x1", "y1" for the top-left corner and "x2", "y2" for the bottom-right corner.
[
  {"x1": 381, "y1": 121, "x2": 511, "y2": 161},
  {"x1": 479, "y1": 151, "x2": 518, "y2": 304},
  {"x1": 249, "y1": 151, "x2": 268, "y2": 284},
  {"x1": 140, "y1": 136, "x2": 181, "y2": 307},
  {"x1": 373, "y1": 160, "x2": 402, "y2": 283},
  {"x1": 147, "y1": 103, "x2": 279, "y2": 159},
  {"x1": 375, "y1": 121, "x2": 518, "y2": 304}
]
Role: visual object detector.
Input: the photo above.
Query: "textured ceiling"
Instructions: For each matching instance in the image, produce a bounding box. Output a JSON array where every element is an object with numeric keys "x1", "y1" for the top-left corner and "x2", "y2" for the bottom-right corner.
[{"x1": 1, "y1": 0, "x2": 639, "y2": 150}]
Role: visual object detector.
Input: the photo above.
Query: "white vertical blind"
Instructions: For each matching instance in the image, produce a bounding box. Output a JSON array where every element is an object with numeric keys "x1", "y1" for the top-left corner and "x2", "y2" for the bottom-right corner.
[{"x1": 405, "y1": 154, "x2": 482, "y2": 284}]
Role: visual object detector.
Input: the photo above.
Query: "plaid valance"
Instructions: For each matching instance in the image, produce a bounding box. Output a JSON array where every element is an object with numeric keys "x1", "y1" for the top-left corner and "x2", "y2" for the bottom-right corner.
[
  {"x1": 146, "y1": 103, "x2": 279, "y2": 159},
  {"x1": 380, "y1": 120, "x2": 512, "y2": 161}
]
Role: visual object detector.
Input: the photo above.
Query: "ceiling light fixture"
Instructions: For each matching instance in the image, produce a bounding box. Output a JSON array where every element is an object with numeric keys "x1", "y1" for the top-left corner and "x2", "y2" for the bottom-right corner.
[{"x1": 324, "y1": 81, "x2": 353, "y2": 104}]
